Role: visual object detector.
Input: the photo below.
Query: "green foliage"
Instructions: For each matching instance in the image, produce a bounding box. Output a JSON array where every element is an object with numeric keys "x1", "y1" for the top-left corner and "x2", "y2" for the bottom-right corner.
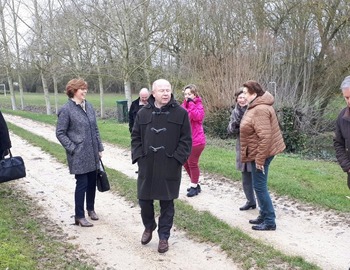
[
  {"x1": 204, "y1": 107, "x2": 231, "y2": 139},
  {"x1": 302, "y1": 132, "x2": 336, "y2": 161},
  {"x1": 279, "y1": 106, "x2": 307, "y2": 153}
]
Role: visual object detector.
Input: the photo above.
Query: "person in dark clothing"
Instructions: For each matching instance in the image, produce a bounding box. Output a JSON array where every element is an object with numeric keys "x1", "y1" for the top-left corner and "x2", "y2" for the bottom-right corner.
[
  {"x1": 128, "y1": 88, "x2": 150, "y2": 133},
  {"x1": 227, "y1": 89, "x2": 256, "y2": 211},
  {"x1": 56, "y1": 78, "x2": 104, "y2": 227},
  {"x1": 0, "y1": 110, "x2": 12, "y2": 158},
  {"x1": 131, "y1": 79, "x2": 192, "y2": 253},
  {"x1": 334, "y1": 75, "x2": 350, "y2": 190}
]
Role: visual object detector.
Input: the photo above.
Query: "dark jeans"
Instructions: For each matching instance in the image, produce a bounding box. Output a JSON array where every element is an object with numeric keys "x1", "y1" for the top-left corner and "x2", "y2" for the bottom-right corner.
[
  {"x1": 251, "y1": 156, "x2": 275, "y2": 226},
  {"x1": 74, "y1": 170, "x2": 97, "y2": 218},
  {"x1": 242, "y1": 171, "x2": 256, "y2": 205},
  {"x1": 139, "y1": 199, "x2": 174, "y2": 240}
]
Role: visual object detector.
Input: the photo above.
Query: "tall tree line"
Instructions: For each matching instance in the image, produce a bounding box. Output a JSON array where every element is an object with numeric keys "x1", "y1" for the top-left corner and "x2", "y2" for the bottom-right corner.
[{"x1": 0, "y1": 0, "x2": 349, "y2": 132}]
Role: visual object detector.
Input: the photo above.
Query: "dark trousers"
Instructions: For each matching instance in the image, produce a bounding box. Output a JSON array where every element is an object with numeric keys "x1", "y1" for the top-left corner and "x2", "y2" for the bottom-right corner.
[
  {"x1": 242, "y1": 171, "x2": 256, "y2": 205},
  {"x1": 183, "y1": 144, "x2": 205, "y2": 184},
  {"x1": 139, "y1": 199, "x2": 174, "y2": 240},
  {"x1": 251, "y1": 156, "x2": 275, "y2": 226},
  {"x1": 74, "y1": 170, "x2": 97, "y2": 218}
]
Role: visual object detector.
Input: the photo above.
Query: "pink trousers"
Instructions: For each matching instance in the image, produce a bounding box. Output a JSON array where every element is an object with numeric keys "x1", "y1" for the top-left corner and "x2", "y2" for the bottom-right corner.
[{"x1": 184, "y1": 144, "x2": 205, "y2": 184}]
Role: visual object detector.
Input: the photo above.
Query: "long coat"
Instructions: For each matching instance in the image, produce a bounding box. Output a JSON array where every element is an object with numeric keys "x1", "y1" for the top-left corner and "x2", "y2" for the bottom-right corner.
[
  {"x1": 0, "y1": 111, "x2": 11, "y2": 157},
  {"x1": 240, "y1": 91, "x2": 285, "y2": 165},
  {"x1": 128, "y1": 97, "x2": 144, "y2": 133},
  {"x1": 334, "y1": 107, "x2": 350, "y2": 172},
  {"x1": 227, "y1": 104, "x2": 252, "y2": 172},
  {"x1": 131, "y1": 95, "x2": 192, "y2": 200},
  {"x1": 56, "y1": 99, "x2": 104, "y2": 175}
]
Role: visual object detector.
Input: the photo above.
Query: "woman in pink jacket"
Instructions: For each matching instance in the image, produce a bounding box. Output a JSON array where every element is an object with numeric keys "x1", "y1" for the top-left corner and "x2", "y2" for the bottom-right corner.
[{"x1": 181, "y1": 84, "x2": 206, "y2": 197}]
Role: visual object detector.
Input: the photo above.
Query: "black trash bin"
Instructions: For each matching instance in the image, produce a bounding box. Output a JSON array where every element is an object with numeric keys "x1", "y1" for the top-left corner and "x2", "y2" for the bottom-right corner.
[{"x1": 116, "y1": 100, "x2": 128, "y2": 123}]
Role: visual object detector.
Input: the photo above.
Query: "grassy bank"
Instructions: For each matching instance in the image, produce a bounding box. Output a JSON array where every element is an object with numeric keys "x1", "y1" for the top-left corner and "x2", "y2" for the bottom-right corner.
[
  {"x1": 6, "y1": 122, "x2": 320, "y2": 269},
  {"x1": 0, "y1": 185, "x2": 95, "y2": 270}
]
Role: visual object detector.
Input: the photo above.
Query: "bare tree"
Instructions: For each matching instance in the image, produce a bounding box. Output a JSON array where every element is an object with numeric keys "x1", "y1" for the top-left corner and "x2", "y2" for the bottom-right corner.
[
  {"x1": 0, "y1": 0, "x2": 17, "y2": 110},
  {"x1": 10, "y1": 0, "x2": 25, "y2": 109}
]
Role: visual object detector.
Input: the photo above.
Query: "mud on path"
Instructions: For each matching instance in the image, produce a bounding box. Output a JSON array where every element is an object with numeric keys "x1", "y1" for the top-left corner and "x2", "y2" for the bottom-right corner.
[{"x1": 4, "y1": 114, "x2": 350, "y2": 270}]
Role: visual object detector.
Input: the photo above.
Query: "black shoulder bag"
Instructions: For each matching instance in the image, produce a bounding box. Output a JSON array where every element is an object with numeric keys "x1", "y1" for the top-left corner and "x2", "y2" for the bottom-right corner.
[
  {"x1": 0, "y1": 149, "x2": 26, "y2": 183},
  {"x1": 96, "y1": 159, "x2": 110, "y2": 192}
]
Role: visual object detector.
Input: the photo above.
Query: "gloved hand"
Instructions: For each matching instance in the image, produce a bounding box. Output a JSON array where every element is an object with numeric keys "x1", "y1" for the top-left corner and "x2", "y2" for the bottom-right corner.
[{"x1": 186, "y1": 98, "x2": 194, "y2": 103}]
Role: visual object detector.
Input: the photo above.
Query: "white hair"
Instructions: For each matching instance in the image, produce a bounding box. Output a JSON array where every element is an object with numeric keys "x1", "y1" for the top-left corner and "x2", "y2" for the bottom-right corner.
[
  {"x1": 340, "y1": 76, "x2": 350, "y2": 91},
  {"x1": 152, "y1": 79, "x2": 171, "y2": 91},
  {"x1": 139, "y1": 88, "x2": 149, "y2": 95}
]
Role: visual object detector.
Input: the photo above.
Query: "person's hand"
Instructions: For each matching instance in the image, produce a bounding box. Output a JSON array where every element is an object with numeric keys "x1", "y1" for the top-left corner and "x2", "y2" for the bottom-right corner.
[
  {"x1": 256, "y1": 164, "x2": 265, "y2": 174},
  {"x1": 99, "y1": 152, "x2": 103, "y2": 158},
  {"x1": 187, "y1": 98, "x2": 194, "y2": 103}
]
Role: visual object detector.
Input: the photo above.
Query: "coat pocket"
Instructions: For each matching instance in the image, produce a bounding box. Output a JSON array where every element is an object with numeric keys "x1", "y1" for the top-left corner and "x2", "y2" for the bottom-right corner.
[
  {"x1": 346, "y1": 139, "x2": 350, "y2": 160},
  {"x1": 165, "y1": 156, "x2": 181, "y2": 181},
  {"x1": 241, "y1": 146, "x2": 248, "y2": 158}
]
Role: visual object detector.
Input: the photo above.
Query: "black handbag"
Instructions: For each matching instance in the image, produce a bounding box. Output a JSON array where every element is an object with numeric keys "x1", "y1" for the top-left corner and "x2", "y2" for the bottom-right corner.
[
  {"x1": 96, "y1": 159, "x2": 110, "y2": 192},
  {"x1": 0, "y1": 149, "x2": 26, "y2": 183}
]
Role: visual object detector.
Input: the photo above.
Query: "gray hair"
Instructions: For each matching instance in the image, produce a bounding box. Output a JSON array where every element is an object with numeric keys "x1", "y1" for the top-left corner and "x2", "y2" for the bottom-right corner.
[
  {"x1": 139, "y1": 88, "x2": 149, "y2": 95},
  {"x1": 340, "y1": 76, "x2": 350, "y2": 91}
]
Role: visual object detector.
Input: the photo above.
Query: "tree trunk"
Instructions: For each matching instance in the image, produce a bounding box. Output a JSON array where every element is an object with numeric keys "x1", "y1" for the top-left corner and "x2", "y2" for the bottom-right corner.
[
  {"x1": 34, "y1": 0, "x2": 51, "y2": 115},
  {"x1": 53, "y1": 75, "x2": 58, "y2": 114},
  {"x1": 98, "y1": 68, "x2": 105, "y2": 119},
  {"x1": 0, "y1": 0, "x2": 16, "y2": 110}
]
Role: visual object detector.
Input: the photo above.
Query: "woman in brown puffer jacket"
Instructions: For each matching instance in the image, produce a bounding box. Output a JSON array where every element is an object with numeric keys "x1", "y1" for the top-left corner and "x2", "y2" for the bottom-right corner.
[{"x1": 240, "y1": 80, "x2": 285, "y2": 231}]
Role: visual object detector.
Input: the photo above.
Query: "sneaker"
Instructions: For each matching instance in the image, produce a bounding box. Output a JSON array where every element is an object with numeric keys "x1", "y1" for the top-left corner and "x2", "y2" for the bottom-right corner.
[
  {"x1": 187, "y1": 187, "x2": 198, "y2": 197},
  {"x1": 187, "y1": 184, "x2": 201, "y2": 193}
]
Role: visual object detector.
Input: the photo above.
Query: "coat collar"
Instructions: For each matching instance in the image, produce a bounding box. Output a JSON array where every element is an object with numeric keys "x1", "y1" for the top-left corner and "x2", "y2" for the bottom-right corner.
[
  {"x1": 145, "y1": 94, "x2": 179, "y2": 110},
  {"x1": 248, "y1": 91, "x2": 274, "y2": 109}
]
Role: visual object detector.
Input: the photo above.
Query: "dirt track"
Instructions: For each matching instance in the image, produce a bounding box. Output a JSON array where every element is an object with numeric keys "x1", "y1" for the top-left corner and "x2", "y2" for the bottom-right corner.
[{"x1": 4, "y1": 114, "x2": 350, "y2": 270}]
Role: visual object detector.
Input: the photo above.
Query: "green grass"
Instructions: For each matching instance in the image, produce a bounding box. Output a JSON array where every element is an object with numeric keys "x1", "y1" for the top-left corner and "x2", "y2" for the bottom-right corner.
[
  {"x1": 7, "y1": 122, "x2": 320, "y2": 270},
  {"x1": 0, "y1": 187, "x2": 94, "y2": 270},
  {"x1": 0, "y1": 92, "x2": 131, "y2": 111}
]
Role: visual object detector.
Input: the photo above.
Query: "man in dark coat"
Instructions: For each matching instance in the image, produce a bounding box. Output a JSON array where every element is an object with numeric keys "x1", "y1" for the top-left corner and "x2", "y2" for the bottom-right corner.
[
  {"x1": 334, "y1": 75, "x2": 350, "y2": 190},
  {"x1": 128, "y1": 88, "x2": 150, "y2": 133},
  {"x1": 0, "y1": 111, "x2": 12, "y2": 158},
  {"x1": 131, "y1": 79, "x2": 192, "y2": 253}
]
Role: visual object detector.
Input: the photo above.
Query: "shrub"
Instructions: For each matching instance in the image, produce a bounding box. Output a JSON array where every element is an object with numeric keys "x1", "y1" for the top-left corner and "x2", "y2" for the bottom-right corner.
[
  {"x1": 279, "y1": 106, "x2": 307, "y2": 153},
  {"x1": 204, "y1": 107, "x2": 231, "y2": 139}
]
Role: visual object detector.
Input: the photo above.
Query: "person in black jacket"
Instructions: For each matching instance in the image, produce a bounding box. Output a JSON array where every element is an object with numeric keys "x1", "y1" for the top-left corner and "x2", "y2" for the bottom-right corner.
[
  {"x1": 334, "y1": 75, "x2": 350, "y2": 189},
  {"x1": 227, "y1": 90, "x2": 256, "y2": 210},
  {"x1": 0, "y1": 110, "x2": 12, "y2": 158},
  {"x1": 128, "y1": 88, "x2": 150, "y2": 133},
  {"x1": 131, "y1": 79, "x2": 192, "y2": 253}
]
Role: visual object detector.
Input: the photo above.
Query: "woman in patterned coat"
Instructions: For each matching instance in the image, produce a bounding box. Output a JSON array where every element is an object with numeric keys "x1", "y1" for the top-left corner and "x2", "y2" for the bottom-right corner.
[{"x1": 56, "y1": 78, "x2": 104, "y2": 227}]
